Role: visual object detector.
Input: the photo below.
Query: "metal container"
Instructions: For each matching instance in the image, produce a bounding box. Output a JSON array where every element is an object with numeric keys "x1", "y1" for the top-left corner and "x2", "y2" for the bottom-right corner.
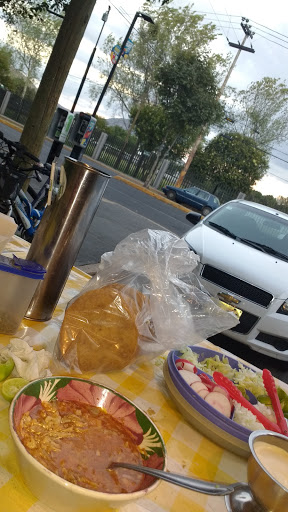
[
  {"x1": 25, "y1": 157, "x2": 110, "y2": 321},
  {"x1": 248, "y1": 430, "x2": 288, "y2": 511}
]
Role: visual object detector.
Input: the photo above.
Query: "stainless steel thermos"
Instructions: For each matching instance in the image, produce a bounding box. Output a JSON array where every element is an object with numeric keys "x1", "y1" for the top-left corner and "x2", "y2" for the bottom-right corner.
[{"x1": 25, "y1": 157, "x2": 110, "y2": 321}]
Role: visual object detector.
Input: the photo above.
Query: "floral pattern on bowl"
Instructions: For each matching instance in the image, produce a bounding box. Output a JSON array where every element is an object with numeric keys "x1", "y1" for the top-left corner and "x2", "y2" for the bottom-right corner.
[{"x1": 12, "y1": 376, "x2": 165, "y2": 476}]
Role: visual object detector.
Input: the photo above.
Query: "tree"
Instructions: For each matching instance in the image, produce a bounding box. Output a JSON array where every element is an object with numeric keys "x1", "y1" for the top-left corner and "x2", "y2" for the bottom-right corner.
[
  {"x1": 155, "y1": 51, "x2": 224, "y2": 135},
  {"x1": 129, "y1": 104, "x2": 168, "y2": 152},
  {"x1": 0, "y1": 44, "x2": 36, "y2": 97},
  {"x1": 0, "y1": 0, "x2": 69, "y2": 22},
  {"x1": 89, "y1": 4, "x2": 224, "y2": 118},
  {"x1": 140, "y1": 51, "x2": 224, "y2": 186},
  {"x1": 229, "y1": 77, "x2": 288, "y2": 148},
  {"x1": 6, "y1": 13, "x2": 61, "y2": 98},
  {"x1": 0, "y1": 45, "x2": 14, "y2": 90},
  {"x1": 14, "y1": 0, "x2": 97, "y2": 160},
  {"x1": 190, "y1": 133, "x2": 268, "y2": 193}
]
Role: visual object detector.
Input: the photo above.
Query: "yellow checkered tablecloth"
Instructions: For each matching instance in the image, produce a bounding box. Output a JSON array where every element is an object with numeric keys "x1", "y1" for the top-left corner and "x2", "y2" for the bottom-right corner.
[{"x1": 0, "y1": 236, "x2": 279, "y2": 512}]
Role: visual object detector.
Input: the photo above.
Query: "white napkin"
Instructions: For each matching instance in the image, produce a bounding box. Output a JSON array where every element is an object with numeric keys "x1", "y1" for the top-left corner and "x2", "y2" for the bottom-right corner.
[{"x1": 0, "y1": 337, "x2": 52, "y2": 380}]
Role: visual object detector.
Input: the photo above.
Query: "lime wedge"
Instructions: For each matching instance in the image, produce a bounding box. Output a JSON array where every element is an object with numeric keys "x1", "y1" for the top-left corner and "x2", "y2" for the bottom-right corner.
[
  {"x1": 1, "y1": 378, "x2": 29, "y2": 402},
  {"x1": 0, "y1": 357, "x2": 15, "y2": 382}
]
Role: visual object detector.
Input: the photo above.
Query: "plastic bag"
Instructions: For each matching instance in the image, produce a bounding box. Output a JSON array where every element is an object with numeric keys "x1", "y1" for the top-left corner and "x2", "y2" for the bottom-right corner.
[{"x1": 55, "y1": 229, "x2": 238, "y2": 373}]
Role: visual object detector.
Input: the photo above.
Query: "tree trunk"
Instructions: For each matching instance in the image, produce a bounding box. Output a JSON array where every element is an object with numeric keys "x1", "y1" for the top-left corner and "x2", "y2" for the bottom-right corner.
[
  {"x1": 144, "y1": 135, "x2": 178, "y2": 188},
  {"x1": 175, "y1": 128, "x2": 206, "y2": 188},
  {"x1": 20, "y1": 0, "x2": 97, "y2": 158}
]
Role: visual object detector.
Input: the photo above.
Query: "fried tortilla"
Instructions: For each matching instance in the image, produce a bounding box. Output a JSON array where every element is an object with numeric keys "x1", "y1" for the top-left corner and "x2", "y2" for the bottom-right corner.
[{"x1": 59, "y1": 284, "x2": 145, "y2": 372}]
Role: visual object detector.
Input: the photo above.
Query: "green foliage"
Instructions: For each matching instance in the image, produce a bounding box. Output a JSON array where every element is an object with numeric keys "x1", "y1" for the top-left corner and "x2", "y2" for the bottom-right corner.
[
  {"x1": 155, "y1": 51, "x2": 224, "y2": 133},
  {"x1": 229, "y1": 77, "x2": 288, "y2": 148},
  {"x1": 95, "y1": 115, "x2": 108, "y2": 132},
  {"x1": 130, "y1": 104, "x2": 168, "y2": 151},
  {"x1": 0, "y1": 45, "x2": 14, "y2": 90},
  {"x1": 6, "y1": 12, "x2": 61, "y2": 97},
  {"x1": 0, "y1": 1, "x2": 68, "y2": 22},
  {"x1": 0, "y1": 44, "x2": 36, "y2": 98},
  {"x1": 191, "y1": 132, "x2": 269, "y2": 193},
  {"x1": 147, "y1": 0, "x2": 171, "y2": 4},
  {"x1": 90, "y1": 4, "x2": 224, "y2": 117}
]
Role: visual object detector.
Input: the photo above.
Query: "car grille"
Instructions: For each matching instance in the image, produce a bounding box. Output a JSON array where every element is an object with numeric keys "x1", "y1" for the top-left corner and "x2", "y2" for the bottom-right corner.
[
  {"x1": 231, "y1": 311, "x2": 259, "y2": 334},
  {"x1": 256, "y1": 332, "x2": 288, "y2": 352},
  {"x1": 201, "y1": 265, "x2": 273, "y2": 307}
]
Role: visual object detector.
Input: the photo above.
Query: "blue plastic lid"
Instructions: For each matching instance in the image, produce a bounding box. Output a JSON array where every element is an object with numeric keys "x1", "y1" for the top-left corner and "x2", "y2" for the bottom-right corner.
[{"x1": 0, "y1": 255, "x2": 46, "y2": 280}]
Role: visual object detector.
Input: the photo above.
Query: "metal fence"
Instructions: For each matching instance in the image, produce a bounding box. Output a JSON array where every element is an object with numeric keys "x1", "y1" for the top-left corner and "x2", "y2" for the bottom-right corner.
[{"x1": 1, "y1": 87, "x2": 287, "y2": 212}]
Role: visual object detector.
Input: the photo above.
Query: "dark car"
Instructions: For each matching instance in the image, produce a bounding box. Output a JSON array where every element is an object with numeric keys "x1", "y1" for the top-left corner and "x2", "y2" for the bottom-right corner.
[{"x1": 162, "y1": 185, "x2": 220, "y2": 216}]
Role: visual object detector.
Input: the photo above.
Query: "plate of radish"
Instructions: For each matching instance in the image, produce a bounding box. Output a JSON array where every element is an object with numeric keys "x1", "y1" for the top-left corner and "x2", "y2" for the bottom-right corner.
[
  {"x1": 163, "y1": 346, "x2": 272, "y2": 457},
  {"x1": 175, "y1": 360, "x2": 234, "y2": 419}
]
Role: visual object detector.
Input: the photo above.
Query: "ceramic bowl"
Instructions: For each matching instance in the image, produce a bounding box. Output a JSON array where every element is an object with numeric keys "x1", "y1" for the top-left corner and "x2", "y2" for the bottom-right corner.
[
  {"x1": 9, "y1": 376, "x2": 166, "y2": 512},
  {"x1": 164, "y1": 346, "x2": 260, "y2": 458},
  {"x1": 248, "y1": 430, "x2": 288, "y2": 512}
]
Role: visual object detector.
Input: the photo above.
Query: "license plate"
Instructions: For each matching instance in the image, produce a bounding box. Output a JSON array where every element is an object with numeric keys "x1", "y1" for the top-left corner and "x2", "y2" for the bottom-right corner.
[{"x1": 218, "y1": 300, "x2": 243, "y2": 320}]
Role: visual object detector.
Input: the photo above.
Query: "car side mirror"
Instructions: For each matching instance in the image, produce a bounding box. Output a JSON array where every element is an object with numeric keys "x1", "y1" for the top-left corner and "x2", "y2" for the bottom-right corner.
[{"x1": 186, "y1": 211, "x2": 202, "y2": 225}]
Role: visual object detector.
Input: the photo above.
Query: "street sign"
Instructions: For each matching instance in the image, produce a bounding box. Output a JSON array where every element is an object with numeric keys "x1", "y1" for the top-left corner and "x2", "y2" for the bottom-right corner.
[{"x1": 110, "y1": 39, "x2": 134, "y2": 64}]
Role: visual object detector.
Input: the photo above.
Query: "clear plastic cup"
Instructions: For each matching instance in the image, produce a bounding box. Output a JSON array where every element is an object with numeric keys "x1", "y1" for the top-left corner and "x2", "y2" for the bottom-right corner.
[
  {"x1": 0, "y1": 213, "x2": 17, "y2": 254},
  {"x1": 0, "y1": 255, "x2": 46, "y2": 334}
]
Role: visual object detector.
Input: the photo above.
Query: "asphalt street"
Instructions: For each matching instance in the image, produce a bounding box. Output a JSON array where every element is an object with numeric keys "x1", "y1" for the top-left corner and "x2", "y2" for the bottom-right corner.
[
  {"x1": 0, "y1": 121, "x2": 191, "y2": 266},
  {"x1": 1, "y1": 120, "x2": 287, "y2": 383}
]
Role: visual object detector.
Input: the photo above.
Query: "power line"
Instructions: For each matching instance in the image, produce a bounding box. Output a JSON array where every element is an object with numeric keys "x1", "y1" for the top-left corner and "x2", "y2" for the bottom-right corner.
[
  {"x1": 196, "y1": 10, "x2": 288, "y2": 40},
  {"x1": 200, "y1": 16, "x2": 288, "y2": 45},
  {"x1": 254, "y1": 32, "x2": 288, "y2": 50},
  {"x1": 196, "y1": 10, "x2": 241, "y2": 18},
  {"x1": 208, "y1": 0, "x2": 228, "y2": 41},
  {"x1": 267, "y1": 170, "x2": 288, "y2": 183},
  {"x1": 250, "y1": 18, "x2": 288, "y2": 40},
  {"x1": 254, "y1": 25, "x2": 288, "y2": 44}
]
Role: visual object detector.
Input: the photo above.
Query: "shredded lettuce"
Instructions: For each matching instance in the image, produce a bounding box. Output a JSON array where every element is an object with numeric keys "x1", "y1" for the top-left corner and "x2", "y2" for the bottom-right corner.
[{"x1": 179, "y1": 346, "x2": 265, "y2": 398}]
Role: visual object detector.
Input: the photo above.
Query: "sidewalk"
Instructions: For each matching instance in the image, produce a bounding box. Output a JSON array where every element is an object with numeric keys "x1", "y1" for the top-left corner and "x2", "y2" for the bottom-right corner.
[
  {"x1": 0, "y1": 114, "x2": 190, "y2": 213},
  {"x1": 0, "y1": 115, "x2": 191, "y2": 275}
]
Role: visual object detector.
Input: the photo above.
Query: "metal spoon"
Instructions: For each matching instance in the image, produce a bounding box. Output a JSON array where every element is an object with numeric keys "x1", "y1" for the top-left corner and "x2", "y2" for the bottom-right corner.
[{"x1": 110, "y1": 462, "x2": 248, "y2": 496}]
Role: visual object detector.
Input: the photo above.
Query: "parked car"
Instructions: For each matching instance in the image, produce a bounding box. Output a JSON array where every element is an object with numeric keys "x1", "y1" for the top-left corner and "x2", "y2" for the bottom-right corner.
[
  {"x1": 183, "y1": 199, "x2": 288, "y2": 360},
  {"x1": 162, "y1": 185, "x2": 220, "y2": 216}
]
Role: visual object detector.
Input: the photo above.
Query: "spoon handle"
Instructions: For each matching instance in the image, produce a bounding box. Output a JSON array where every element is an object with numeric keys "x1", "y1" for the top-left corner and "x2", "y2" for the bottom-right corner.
[{"x1": 111, "y1": 462, "x2": 240, "y2": 496}]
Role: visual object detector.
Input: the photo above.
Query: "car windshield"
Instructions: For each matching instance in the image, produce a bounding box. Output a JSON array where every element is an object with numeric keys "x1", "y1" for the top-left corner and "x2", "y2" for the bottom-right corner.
[{"x1": 204, "y1": 202, "x2": 288, "y2": 261}]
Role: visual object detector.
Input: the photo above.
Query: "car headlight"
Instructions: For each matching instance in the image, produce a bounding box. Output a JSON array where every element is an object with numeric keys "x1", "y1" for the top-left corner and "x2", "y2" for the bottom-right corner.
[{"x1": 277, "y1": 300, "x2": 288, "y2": 315}]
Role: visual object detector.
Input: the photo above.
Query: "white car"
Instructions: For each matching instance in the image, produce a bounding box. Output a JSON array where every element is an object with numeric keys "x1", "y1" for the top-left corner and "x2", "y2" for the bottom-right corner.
[{"x1": 184, "y1": 199, "x2": 288, "y2": 361}]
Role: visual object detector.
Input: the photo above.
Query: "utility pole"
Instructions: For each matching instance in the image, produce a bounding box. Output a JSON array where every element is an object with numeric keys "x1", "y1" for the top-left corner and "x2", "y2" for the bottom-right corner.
[{"x1": 175, "y1": 18, "x2": 255, "y2": 188}]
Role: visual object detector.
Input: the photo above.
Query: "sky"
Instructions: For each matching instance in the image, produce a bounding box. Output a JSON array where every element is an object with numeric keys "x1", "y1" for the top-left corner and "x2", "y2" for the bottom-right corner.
[{"x1": 2, "y1": 0, "x2": 288, "y2": 197}]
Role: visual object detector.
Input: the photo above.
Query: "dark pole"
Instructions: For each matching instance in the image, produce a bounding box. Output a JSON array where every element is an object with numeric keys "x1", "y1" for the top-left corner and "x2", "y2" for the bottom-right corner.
[
  {"x1": 46, "y1": 9, "x2": 110, "y2": 164},
  {"x1": 71, "y1": 7, "x2": 110, "y2": 113},
  {"x1": 92, "y1": 11, "x2": 154, "y2": 117}
]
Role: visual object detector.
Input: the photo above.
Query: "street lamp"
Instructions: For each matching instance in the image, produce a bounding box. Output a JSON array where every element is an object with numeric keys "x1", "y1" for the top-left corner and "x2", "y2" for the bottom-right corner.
[
  {"x1": 46, "y1": 8, "x2": 110, "y2": 164},
  {"x1": 71, "y1": 7, "x2": 110, "y2": 113},
  {"x1": 91, "y1": 11, "x2": 154, "y2": 117}
]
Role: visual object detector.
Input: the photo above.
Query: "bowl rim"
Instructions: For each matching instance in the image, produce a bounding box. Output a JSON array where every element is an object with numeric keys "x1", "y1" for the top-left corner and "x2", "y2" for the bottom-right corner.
[
  {"x1": 249, "y1": 430, "x2": 288, "y2": 492},
  {"x1": 168, "y1": 347, "x2": 255, "y2": 439},
  {"x1": 9, "y1": 375, "x2": 166, "y2": 501}
]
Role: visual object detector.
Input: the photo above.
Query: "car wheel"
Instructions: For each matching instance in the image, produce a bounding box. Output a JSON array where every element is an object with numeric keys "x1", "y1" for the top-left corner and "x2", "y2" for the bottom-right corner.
[
  {"x1": 202, "y1": 206, "x2": 212, "y2": 216},
  {"x1": 166, "y1": 190, "x2": 176, "y2": 201}
]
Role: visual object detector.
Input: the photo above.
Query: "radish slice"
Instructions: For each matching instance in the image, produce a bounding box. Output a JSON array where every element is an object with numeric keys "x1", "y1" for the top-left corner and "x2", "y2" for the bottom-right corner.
[
  {"x1": 179, "y1": 370, "x2": 201, "y2": 386},
  {"x1": 198, "y1": 389, "x2": 210, "y2": 399},
  {"x1": 199, "y1": 374, "x2": 215, "y2": 391},
  {"x1": 175, "y1": 359, "x2": 196, "y2": 373},
  {"x1": 191, "y1": 382, "x2": 209, "y2": 395},
  {"x1": 205, "y1": 392, "x2": 232, "y2": 418},
  {"x1": 213, "y1": 385, "x2": 230, "y2": 399}
]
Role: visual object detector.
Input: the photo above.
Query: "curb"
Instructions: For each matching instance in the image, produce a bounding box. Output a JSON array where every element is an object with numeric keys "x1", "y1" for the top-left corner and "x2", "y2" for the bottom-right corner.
[{"x1": 0, "y1": 115, "x2": 190, "y2": 213}]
